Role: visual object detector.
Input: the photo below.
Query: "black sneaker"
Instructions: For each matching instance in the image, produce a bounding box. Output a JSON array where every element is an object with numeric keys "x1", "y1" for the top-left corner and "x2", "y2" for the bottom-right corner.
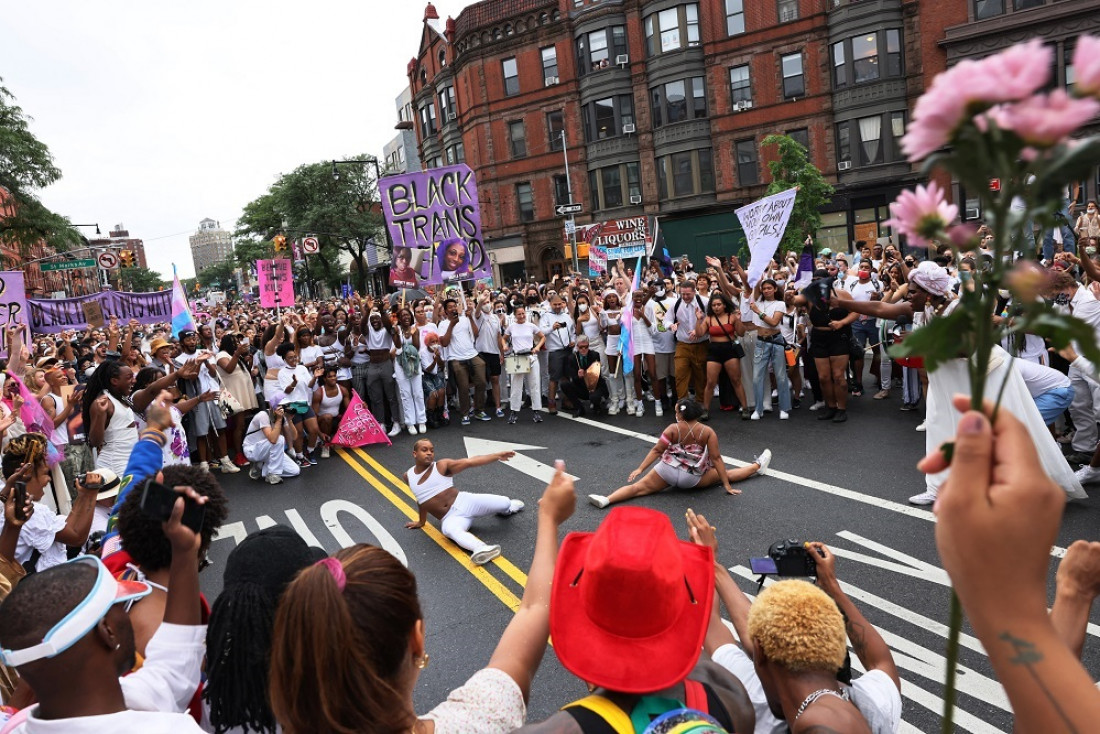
[
  {"x1": 1064, "y1": 451, "x2": 1094, "y2": 465},
  {"x1": 817, "y1": 408, "x2": 838, "y2": 421},
  {"x1": 832, "y1": 409, "x2": 848, "y2": 423},
  {"x1": 699, "y1": 410, "x2": 710, "y2": 422}
]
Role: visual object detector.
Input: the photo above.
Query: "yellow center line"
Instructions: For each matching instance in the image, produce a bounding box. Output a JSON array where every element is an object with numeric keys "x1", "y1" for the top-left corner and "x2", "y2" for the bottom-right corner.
[
  {"x1": 336, "y1": 448, "x2": 523, "y2": 611},
  {"x1": 351, "y1": 447, "x2": 530, "y2": 588}
]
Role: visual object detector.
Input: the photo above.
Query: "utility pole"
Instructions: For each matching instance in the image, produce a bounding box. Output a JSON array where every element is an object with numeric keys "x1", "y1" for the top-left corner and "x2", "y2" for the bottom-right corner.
[{"x1": 561, "y1": 130, "x2": 579, "y2": 275}]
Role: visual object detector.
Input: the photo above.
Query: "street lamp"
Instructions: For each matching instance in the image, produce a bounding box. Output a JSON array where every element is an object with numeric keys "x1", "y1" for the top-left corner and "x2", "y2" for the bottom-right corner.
[{"x1": 331, "y1": 158, "x2": 395, "y2": 290}]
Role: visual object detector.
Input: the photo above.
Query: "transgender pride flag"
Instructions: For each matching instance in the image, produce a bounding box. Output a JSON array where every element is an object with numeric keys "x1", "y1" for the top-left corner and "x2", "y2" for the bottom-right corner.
[
  {"x1": 619, "y1": 255, "x2": 644, "y2": 375},
  {"x1": 171, "y1": 264, "x2": 196, "y2": 337}
]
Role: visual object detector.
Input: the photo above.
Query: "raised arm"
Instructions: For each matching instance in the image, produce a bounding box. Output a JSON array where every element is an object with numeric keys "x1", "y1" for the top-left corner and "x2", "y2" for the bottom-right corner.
[
  {"x1": 1050, "y1": 540, "x2": 1100, "y2": 659},
  {"x1": 687, "y1": 510, "x2": 754, "y2": 659},
  {"x1": 834, "y1": 293, "x2": 914, "y2": 321},
  {"x1": 438, "y1": 451, "x2": 515, "y2": 476}
]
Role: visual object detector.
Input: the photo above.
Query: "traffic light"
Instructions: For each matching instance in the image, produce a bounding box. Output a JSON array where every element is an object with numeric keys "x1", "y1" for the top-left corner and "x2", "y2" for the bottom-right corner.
[
  {"x1": 273, "y1": 234, "x2": 287, "y2": 252},
  {"x1": 119, "y1": 250, "x2": 135, "y2": 268}
]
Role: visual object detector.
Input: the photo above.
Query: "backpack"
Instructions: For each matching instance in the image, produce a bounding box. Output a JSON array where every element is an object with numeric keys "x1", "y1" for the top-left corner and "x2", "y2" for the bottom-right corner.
[{"x1": 563, "y1": 679, "x2": 732, "y2": 733}]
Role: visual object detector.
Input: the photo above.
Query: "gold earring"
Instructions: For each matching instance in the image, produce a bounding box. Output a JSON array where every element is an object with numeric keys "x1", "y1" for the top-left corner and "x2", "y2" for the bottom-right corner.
[{"x1": 417, "y1": 653, "x2": 430, "y2": 670}]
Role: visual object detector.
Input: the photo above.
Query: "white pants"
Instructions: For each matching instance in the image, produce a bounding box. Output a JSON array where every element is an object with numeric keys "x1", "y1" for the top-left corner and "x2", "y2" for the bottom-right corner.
[
  {"x1": 605, "y1": 352, "x2": 629, "y2": 404},
  {"x1": 244, "y1": 436, "x2": 301, "y2": 479},
  {"x1": 440, "y1": 491, "x2": 512, "y2": 553},
  {"x1": 395, "y1": 368, "x2": 426, "y2": 426},
  {"x1": 508, "y1": 356, "x2": 543, "y2": 411}
]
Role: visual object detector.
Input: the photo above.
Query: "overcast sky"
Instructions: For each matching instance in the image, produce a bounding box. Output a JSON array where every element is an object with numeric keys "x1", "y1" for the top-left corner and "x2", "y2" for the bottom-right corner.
[{"x1": 1, "y1": 0, "x2": 474, "y2": 279}]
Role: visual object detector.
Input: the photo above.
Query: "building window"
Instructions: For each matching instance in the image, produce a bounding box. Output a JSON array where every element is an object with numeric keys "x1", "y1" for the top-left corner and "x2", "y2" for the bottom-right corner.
[
  {"x1": 852, "y1": 33, "x2": 879, "y2": 84},
  {"x1": 885, "y1": 29, "x2": 902, "y2": 77},
  {"x1": 656, "y1": 149, "x2": 715, "y2": 199},
  {"x1": 553, "y1": 174, "x2": 570, "y2": 206},
  {"x1": 438, "y1": 86, "x2": 456, "y2": 123},
  {"x1": 439, "y1": 50, "x2": 446, "y2": 67},
  {"x1": 577, "y1": 25, "x2": 628, "y2": 75},
  {"x1": 541, "y1": 46, "x2": 559, "y2": 84},
  {"x1": 735, "y1": 140, "x2": 759, "y2": 186},
  {"x1": 445, "y1": 143, "x2": 465, "y2": 165},
  {"x1": 725, "y1": 0, "x2": 745, "y2": 36},
  {"x1": 836, "y1": 111, "x2": 908, "y2": 168},
  {"x1": 729, "y1": 65, "x2": 752, "y2": 107},
  {"x1": 582, "y1": 95, "x2": 635, "y2": 141},
  {"x1": 1065, "y1": 44, "x2": 1076, "y2": 91},
  {"x1": 644, "y1": 4, "x2": 700, "y2": 57},
  {"x1": 777, "y1": 0, "x2": 799, "y2": 23},
  {"x1": 832, "y1": 30, "x2": 904, "y2": 90},
  {"x1": 516, "y1": 183, "x2": 534, "y2": 222},
  {"x1": 832, "y1": 42, "x2": 847, "y2": 88},
  {"x1": 508, "y1": 120, "x2": 527, "y2": 158},
  {"x1": 1014, "y1": 0, "x2": 1043, "y2": 8},
  {"x1": 651, "y1": 77, "x2": 706, "y2": 128},
  {"x1": 547, "y1": 110, "x2": 565, "y2": 151},
  {"x1": 889, "y1": 112, "x2": 906, "y2": 157},
  {"x1": 974, "y1": 0, "x2": 1003, "y2": 18},
  {"x1": 419, "y1": 102, "x2": 437, "y2": 137},
  {"x1": 589, "y1": 162, "x2": 642, "y2": 210},
  {"x1": 502, "y1": 57, "x2": 519, "y2": 96},
  {"x1": 857, "y1": 116, "x2": 882, "y2": 165},
  {"x1": 788, "y1": 128, "x2": 810, "y2": 152},
  {"x1": 836, "y1": 123, "x2": 851, "y2": 166},
  {"x1": 781, "y1": 53, "x2": 804, "y2": 98}
]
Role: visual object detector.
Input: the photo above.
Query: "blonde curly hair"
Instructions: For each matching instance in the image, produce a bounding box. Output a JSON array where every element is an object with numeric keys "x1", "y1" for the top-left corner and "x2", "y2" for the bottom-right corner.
[{"x1": 747, "y1": 579, "x2": 847, "y2": 673}]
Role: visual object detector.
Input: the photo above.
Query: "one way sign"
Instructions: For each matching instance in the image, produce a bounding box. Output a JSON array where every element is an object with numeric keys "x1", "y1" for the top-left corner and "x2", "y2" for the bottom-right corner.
[{"x1": 555, "y1": 203, "x2": 583, "y2": 216}]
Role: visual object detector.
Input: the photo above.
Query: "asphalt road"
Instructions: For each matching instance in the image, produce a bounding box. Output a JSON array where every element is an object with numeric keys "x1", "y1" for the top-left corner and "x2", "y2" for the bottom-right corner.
[{"x1": 201, "y1": 385, "x2": 1100, "y2": 733}]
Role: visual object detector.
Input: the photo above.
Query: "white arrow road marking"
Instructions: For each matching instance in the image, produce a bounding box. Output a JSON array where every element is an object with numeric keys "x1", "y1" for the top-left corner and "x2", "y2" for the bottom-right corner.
[{"x1": 463, "y1": 437, "x2": 578, "y2": 485}]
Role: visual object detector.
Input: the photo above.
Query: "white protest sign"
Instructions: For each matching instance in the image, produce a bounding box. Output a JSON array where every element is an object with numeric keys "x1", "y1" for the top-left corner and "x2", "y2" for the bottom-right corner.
[{"x1": 737, "y1": 188, "x2": 798, "y2": 287}]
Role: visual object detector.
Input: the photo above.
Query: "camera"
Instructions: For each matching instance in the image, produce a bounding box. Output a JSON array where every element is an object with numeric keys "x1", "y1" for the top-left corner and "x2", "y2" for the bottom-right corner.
[
  {"x1": 77, "y1": 472, "x2": 104, "y2": 491},
  {"x1": 749, "y1": 539, "x2": 818, "y2": 577}
]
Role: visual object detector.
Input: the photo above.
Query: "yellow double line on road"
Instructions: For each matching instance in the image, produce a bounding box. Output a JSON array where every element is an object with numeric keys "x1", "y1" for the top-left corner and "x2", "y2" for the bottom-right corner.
[{"x1": 336, "y1": 447, "x2": 529, "y2": 612}]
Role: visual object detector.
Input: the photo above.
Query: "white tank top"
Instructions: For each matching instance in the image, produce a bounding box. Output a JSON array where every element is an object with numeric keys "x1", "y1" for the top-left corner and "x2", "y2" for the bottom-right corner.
[
  {"x1": 97, "y1": 392, "x2": 138, "y2": 476},
  {"x1": 407, "y1": 462, "x2": 454, "y2": 505},
  {"x1": 317, "y1": 385, "x2": 343, "y2": 417},
  {"x1": 46, "y1": 393, "x2": 69, "y2": 447}
]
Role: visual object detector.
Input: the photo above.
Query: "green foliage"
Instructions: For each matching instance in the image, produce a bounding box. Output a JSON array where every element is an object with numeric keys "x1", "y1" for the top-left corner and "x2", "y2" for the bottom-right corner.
[
  {"x1": 118, "y1": 266, "x2": 167, "y2": 293},
  {"x1": 762, "y1": 134, "x2": 834, "y2": 254},
  {"x1": 197, "y1": 260, "x2": 238, "y2": 291},
  {"x1": 236, "y1": 158, "x2": 381, "y2": 293},
  {"x1": 0, "y1": 79, "x2": 81, "y2": 253}
]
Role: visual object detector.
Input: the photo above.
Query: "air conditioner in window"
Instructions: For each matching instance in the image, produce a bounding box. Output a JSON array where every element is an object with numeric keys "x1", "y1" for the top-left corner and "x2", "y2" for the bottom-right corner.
[
  {"x1": 837, "y1": 160, "x2": 852, "y2": 171},
  {"x1": 733, "y1": 100, "x2": 753, "y2": 112},
  {"x1": 616, "y1": 54, "x2": 629, "y2": 66},
  {"x1": 966, "y1": 207, "x2": 981, "y2": 220},
  {"x1": 545, "y1": 76, "x2": 559, "y2": 86},
  {"x1": 629, "y1": 194, "x2": 643, "y2": 205},
  {"x1": 447, "y1": 112, "x2": 457, "y2": 121},
  {"x1": 622, "y1": 123, "x2": 636, "y2": 134}
]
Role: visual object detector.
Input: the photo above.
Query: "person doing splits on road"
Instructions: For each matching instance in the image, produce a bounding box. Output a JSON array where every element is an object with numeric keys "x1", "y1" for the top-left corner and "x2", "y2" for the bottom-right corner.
[
  {"x1": 404, "y1": 439, "x2": 525, "y2": 565},
  {"x1": 587, "y1": 399, "x2": 772, "y2": 509}
]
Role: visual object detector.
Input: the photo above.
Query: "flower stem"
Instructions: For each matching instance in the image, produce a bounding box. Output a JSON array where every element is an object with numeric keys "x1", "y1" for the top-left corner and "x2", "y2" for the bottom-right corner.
[{"x1": 942, "y1": 589, "x2": 964, "y2": 732}]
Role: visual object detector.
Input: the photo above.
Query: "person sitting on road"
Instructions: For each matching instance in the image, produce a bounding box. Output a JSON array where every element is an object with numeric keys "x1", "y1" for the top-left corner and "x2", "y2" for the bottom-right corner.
[
  {"x1": 242, "y1": 403, "x2": 301, "y2": 484},
  {"x1": 559, "y1": 336, "x2": 609, "y2": 417},
  {"x1": 513, "y1": 506, "x2": 755, "y2": 733},
  {"x1": 269, "y1": 463, "x2": 577, "y2": 734},
  {"x1": 587, "y1": 399, "x2": 771, "y2": 509},
  {"x1": 403, "y1": 439, "x2": 526, "y2": 566}
]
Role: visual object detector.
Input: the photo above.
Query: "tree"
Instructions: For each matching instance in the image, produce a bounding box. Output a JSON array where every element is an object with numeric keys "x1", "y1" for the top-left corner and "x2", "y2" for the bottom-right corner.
[
  {"x1": 118, "y1": 266, "x2": 167, "y2": 293},
  {"x1": 0, "y1": 79, "x2": 81, "y2": 254},
  {"x1": 236, "y1": 157, "x2": 378, "y2": 293},
  {"x1": 197, "y1": 260, "x2": 238, "y2": 291},
  {"x1": 762, "y1": 134, "x2": 835, "y2": 256}
]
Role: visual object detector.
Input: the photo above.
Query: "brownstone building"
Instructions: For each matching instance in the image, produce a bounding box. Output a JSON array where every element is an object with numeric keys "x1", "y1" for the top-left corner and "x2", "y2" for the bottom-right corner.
[{"x1": 406, "y1": 0, "x2": 1099, "y2": 281}]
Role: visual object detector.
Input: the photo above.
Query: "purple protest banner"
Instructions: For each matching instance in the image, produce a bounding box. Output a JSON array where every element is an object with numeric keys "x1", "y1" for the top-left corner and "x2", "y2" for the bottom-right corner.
[
  {"x1": 379, "y1": 163, "x2": 489, "y2": 287},
  {"x1": 0, "y1": 271, "x2": 30, "y2": 357},
  {"x1": 28, "y1": 291, "x2": 172, "y2": 334}
]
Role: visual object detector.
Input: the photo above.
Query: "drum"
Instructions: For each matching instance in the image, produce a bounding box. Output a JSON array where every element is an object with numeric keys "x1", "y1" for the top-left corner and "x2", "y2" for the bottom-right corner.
[{"x1": 504, "y1": 353, "x2": 532, "y2": 375}]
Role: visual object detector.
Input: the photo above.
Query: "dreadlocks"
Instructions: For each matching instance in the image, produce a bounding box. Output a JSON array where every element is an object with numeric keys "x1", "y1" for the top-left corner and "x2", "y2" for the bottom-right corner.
[{"x1": 81, "y1": 359, "x2": 125, "y2": 430}]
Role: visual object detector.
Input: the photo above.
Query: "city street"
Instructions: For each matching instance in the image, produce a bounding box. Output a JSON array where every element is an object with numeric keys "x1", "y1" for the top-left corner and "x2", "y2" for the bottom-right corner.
[{"x1": 201, "y1": 392, "x2": 1100, "y2": 734}]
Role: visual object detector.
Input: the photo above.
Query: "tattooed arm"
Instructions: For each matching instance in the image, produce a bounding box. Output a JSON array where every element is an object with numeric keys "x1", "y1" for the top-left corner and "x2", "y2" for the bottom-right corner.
[
  {"x1": 921, "y1": 395, "x2": 1100, "y2": 733},
  {"x1": 810, "y1": 542, "x2": 901, "y2": 692}
]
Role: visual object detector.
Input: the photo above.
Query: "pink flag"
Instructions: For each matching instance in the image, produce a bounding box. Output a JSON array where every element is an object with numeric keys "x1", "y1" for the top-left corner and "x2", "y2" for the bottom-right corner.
[
  {"x1": 330, "y1": 392, "x2": 392, "y2": 448},
  {"x1": 3, "y1": 373, "x2": 63, "y2": 467}
]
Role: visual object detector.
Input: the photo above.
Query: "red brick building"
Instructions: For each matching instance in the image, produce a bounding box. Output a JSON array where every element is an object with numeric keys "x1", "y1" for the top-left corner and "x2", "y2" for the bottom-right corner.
[
  {"x1": 406, "y1": 0, "x2": 1098, "y2": 280},
  {"x1": 0, "y1": 186, "x2": 68, "y2": 297}
]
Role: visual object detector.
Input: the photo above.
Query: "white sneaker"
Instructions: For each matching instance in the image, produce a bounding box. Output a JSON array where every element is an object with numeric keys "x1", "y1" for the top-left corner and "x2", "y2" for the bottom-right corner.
[
  {"x1": 754, "y1": 449, "x2": 772, "y2": 476},
  {"x1": 654, "y1": 401, "x2": 664, "y2": 417},
  {"x1": 408, "y1": 425, "x2": 418, "y2": 435},
  {"x1": 763, "y1": 404, "x2": 773, "y2": 413},
  {"x1": 470, "y1": 545, "x2": 502, "y2": 565},
  {"x1": 1075, "y1": 465, "x2": 1100, "y2": 484},
  {"x1": 635, "y1": 400, "x2": 644, "y2": 417},
  {"x1": 498, "y1": 499, "x2": 525, "y2": 516},
  {"x1": 915, "y1": 420, "x2": 927, "y2": 432},
  {"x1": 809, "y1": 401, "x2": 826, "y2": 411},
  {"x1": 626, "y1": 400, "x2": 636, "y2": 415},
  {"x1": 909, "y1": 489, "x2": 937, "y2": 505},
  {"x1": 266, "y1": 474, "x2": 283, "y2": 485},
  {"x1": 199, "y1": 461, "x2": 210, "y2": 472},
  {"x1": 388, "y1": 423, "x2": 402, "y2": 437},
  {"x1": 644, "y1": 390, "x2": 654, "y2": 401},
  {"x1": 771, "y1": 389, "x2": 778, "y2": 398},
  {"x1": 219, "y1": 456, "x2": 241, "y2": 474},
  {"x1": 751, "y1": 412, "x2": 761, "y2": 421},
  {"x1": 608, "y1": 402, "x2": 620, "y2": 415},
  {"x1": 320, "y1": 445, "x2": 331, "y2": 459},
  {"x1": 418, "y1": 423, "x2": 427, "y2": 433},
  {"x1": 779, "y1": 411, "x2": 789, "y2": 420},
  {"x1": 713, "y1": 386, "x2": 720, "y2": 397},
  {"x1": 587, "y1": 494, "x2": 610, "y2": 509}
]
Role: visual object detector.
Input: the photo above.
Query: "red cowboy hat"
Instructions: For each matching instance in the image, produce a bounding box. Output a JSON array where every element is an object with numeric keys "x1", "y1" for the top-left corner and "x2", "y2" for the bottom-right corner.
[{"x1": 550, "y1": 507, "x2": 714, "y2": 694}]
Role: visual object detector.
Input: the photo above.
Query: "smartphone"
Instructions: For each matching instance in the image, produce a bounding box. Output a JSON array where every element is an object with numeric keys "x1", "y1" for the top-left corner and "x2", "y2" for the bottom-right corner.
[
  {"x1": 139, "y1": 478, "x2": 204, "y2": 533},
  {"x1": 12, "y1": 480, "x2": 27, "y2": 522},
  {"x1": 749, "y1": 556, "x2": 778, "y2": 575},
  {"x1": 60, "y1": 384, "x2": 75, "y2": 404}
]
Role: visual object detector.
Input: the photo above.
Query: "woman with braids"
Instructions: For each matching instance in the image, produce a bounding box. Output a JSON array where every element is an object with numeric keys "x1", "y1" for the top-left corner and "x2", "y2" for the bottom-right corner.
[
  {"x1": 217, "y1": 332, "x2": 260, "y2": 465},
  {"x1": 83, "y1": 359, "x2": 138, "y2": 476},
  {"x1": 269, "y1": 462, "x2": 577, "y2": 734},
  {"x1": 202, "y1": 526, "x2": 324, "y2": 734}
]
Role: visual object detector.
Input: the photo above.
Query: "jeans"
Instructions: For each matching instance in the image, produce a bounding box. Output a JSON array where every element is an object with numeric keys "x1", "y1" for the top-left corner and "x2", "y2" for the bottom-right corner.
[{"x1": 753, "y1": 339, "x2": 791, "y2": 412}]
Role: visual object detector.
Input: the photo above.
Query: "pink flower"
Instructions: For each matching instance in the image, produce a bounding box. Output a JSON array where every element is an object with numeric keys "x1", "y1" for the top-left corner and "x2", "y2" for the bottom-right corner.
[
  {"x1": 982, "y1": 39, "x2": 1052, "y2": 102},
  {"x1": 885, "y1": 182, "x2": 959, "y2": 247},
  {"x1": 1074, "y1": 35, "x2": 1100, "y2": 98},
  {"x1": 996, "y1": 90, "x2": 1100, "y2": 147},
  {"x1": 947, "y1": 223, "x2": 980, "y2": 252}
]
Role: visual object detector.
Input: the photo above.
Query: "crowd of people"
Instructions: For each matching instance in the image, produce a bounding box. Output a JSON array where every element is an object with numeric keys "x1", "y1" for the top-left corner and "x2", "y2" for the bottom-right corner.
[{"x1": 0, "y1": 214, "x2": 1098, "y2": 731}]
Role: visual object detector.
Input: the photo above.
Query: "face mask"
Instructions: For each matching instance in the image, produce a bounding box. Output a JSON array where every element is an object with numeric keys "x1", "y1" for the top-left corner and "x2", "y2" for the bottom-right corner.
[
  {"x1": 481, "y1": 304, "x2": 492, "y2": 313},
  {"x1": 494, "y1": 309, "x2": 506, "y2": 315},
  {"x1": 425, "y1": 309, "x2": 433, "y2": 320},
  {"x1": 578, "y1": 304, "x2": 588, "y2": 313},
  {"x1": 1088, "y1": 247, "x2": 1097, "y2": 256},
  {"x1": 998, "y1": 289, "x2": 1011, "y2": 300},
  {"x1": 960, "y1": 272, "x2": 972, "y2": 282},
  {"x1": 527, "y1": 296, "x2": 539, "y2": 305},
  {"x1": 1051, "y1": 293, "x2": 1072, "y2": 306},
  {"x1": 1089, "y1": 207, "x2": 1097, "y2": 214}
]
